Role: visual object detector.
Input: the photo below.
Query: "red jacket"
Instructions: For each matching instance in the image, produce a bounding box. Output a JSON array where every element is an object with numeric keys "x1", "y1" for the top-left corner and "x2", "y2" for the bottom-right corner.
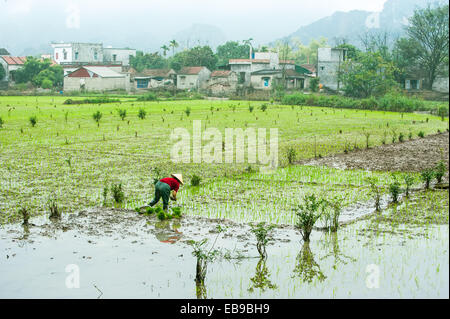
[{"x1": 160, "y1": 177, "x2": 180, "y2": 192}]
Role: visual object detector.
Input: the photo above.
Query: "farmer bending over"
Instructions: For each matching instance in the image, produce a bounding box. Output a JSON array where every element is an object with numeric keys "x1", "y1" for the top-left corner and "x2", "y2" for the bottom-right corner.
[{"x1": 149, "y1": 174, "x2": 183, "y2": 211}]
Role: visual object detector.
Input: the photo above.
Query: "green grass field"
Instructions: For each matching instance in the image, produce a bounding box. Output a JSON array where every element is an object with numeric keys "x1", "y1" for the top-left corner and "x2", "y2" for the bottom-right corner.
[{"x1": 0, "y1": 96, "x2": 448, "y2": 224}]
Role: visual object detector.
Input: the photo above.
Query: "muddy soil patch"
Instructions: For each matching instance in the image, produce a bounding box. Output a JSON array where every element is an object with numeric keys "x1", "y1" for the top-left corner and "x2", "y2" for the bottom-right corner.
[{"x1": 299, "y1": 133, "x2": 449, "y2": 178}]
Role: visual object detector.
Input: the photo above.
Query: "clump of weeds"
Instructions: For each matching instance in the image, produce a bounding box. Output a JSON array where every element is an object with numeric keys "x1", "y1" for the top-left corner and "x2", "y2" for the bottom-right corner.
[
  {"x1": 367, "y1": 177, "x2": 382, "y2": 211},
  {"x1": 48, "y1": 194, "x2": 61, "y2": 220},
  {"x1": 19, "y1": 207, "x2": 30, "y2": 226},
  {"x1": 403, "y1": 174, "x2": 415, "y2": 197},
  {"x1": 191, "y1": 174, "x2": 201, "y2": 186},
  {"x1": 389, "y1": 175, "x2": 401, "y2": 203},
  {"x1": 421, "y1": 168, "x2": 435, "y2": 189},
  {"x1": 111, "y1": 183, "x2": 125, "y2": 205}
]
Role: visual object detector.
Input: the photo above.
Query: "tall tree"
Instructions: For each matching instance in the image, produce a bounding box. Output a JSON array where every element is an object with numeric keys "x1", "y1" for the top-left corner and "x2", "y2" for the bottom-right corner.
[
  {"x1": 169, "y1": 46, "x2": 217, "y2": 71},
  {"x1": 340, "y1": 52, "x2": 398, "y2": 98},
  {"x1": 160, "y1": 45, "x2": 170, "y2": 57},
  {"x1": 404, "y1": 4, "x2": 449, "y2": 89},
  {"x1": 216, "y1": 41, "x2": 250, "y2": 66},
  {"x1": 169, "y1": 40, "x2": 179, "y2": 56},
  {"x1": 0, "y1": 64, "x2": 5, "y2": 81}
]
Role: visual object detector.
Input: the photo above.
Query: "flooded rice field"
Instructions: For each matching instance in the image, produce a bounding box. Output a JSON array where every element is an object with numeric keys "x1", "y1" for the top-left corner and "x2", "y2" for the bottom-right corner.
[{"x1": 1, "y1": 201, "x2": 448, "y2": 299}]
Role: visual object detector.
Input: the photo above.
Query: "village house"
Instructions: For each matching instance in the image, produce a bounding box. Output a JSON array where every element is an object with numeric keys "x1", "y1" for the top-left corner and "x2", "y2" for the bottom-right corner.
[
  {"x1": 317, "y1": 47, "x2": 348, "y2": 91},
  {"x1": 129, "y1": 68, "x2": 176, "y2": 90},
  {"x1": 202, "y1": 70, "x2": 238, "y2": 95},
  {"x1": 63, "y1": 66, "x2": 130, "y2": 92},
  {"x1": 0, "y1": 56, "x2": 26, "y2": 82},
  {"x1": 229, "y1": 52, "x2": 311, "y2": 90},
  {"x1": 177, "y1": 66, "x2": 211, "y2": 90},
  {"x1": 51, "y1": 42, "x2": 136, "y2": 68}
]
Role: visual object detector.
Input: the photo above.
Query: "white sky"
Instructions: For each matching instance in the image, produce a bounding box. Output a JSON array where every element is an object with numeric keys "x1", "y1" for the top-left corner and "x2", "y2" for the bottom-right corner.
[{"x1": 1, "y1": 0, "x2": 389, "y2": 52}]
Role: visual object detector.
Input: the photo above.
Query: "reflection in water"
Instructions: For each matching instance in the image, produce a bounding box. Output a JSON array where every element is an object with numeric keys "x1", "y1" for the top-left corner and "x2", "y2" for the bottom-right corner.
[
  {"x1": 321, "y1": 232, "x2": 356, "y2": 270},
  {"x1": 22, "y1": 224, "x2": 30, "y2": 240},
  {"x1": 292, "y1": 242, "x2": 326, "y2": 283},
  {"x1": 195, "y1": 256, "x2": 207, "y2": 299},
  {"x1": 154, "y1": 220, "x2": 182, "y2": 244},
  {"x1": 248, "y1": 255, "x2": 277, "y2": 293}
]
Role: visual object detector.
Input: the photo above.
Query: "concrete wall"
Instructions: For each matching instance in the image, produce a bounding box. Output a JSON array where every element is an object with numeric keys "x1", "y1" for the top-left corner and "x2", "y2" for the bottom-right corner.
[
  {"x1": 64, "y1": 76, "x2": 129, "y2": 92},
  {"x1": 177, "y1": 68, "x2": 211, "y2": 90},
  {"x1": 251, "y1": 74, "x2": 276, "y2": 89},
  {"x1": 432, "y1": 77, "x2": 449, "y2": 93},
  {"x1": 53, "y1": 43, "x2": 104, "y2": 64},
  {"x1": 203, "y1": 73, "x2": 238, "y2": 95},
  {"x1": 317, "y1": 48, "x2": 346, "y2": 91},
  {"x1": 103, "y1": 48, "x2": 136, "y2": 66}
]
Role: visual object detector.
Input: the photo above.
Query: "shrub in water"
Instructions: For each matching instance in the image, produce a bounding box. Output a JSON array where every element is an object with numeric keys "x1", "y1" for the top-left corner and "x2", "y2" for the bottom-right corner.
[
  {"x1": 93, "y1": 111, "x2": 102, "y2": 127},
  {"x1": 138, "y1": 108, "x2": 147, "y2": 120},
  {"x1": 0, "y1": 116, "x2": 4, "y2": 128},
  {"x1": 118, "y1": 109, "x2": 127, "y2": 121},
  {"x1": 286, "y1": 146, "x2": 297, "y2": 165},
  {"x1": 421, "y1": 168, "x2": 435, "y2": 189},
  {"x1": 191, "y1": 174, "x2": 201, "y2": 186},
  {"x1": 389, "y1": 175, "x2": 401, "y2": 203},
  {"x1": 418, "y1": 131, "x2": 425, "y2": 138},
  {"x1": 250, "y1": 222, "x2": 275, "y2": 258},
  {"x1": 29, "y1": 116, "x2": 37, "y2": 127},
  {"x1": 367, "y1": 177, "x2": 382, "y2": 211},
  {"x1": 111, "y1": 183, "x2": 125, "y2": 204},
  {"x1": 403, "y1": 174, "x2": 415, "y2": 197},
  {"x1": 295, "y1": 194, "x2": 327, "y2": 242},
  {"x1": 434, "y1": 160, "x2": 446, "y2": 184}
]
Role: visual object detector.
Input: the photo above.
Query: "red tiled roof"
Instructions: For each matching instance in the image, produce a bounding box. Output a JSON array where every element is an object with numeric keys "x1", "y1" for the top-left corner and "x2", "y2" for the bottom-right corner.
[
  {"x1": 1, "y1": 56, "x2": 27, "y2": 65},
  {"x1": 178, "y1": 66, "x2": 205, "y2": 75},
  {"x1": 211, "y1": 70, "x2": 232, "y2": 77},
  {"x1": 229, "y1": 59, "x2": 270, "y2": 64}
]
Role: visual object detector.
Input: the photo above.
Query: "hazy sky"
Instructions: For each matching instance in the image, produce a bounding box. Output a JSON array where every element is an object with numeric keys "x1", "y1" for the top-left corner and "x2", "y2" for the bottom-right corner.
[{"x1": 1, "y1": 0, "x2": 389, "y2": 53}]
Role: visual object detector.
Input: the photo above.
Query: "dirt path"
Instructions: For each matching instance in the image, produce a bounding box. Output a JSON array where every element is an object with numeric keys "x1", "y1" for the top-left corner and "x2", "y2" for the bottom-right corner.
[{"x1": 299, "y1": 132, "x2": 449, "y2": 178}]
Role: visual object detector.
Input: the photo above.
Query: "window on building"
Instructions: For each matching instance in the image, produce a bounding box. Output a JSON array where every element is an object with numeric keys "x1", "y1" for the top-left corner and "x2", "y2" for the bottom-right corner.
[
  {"x1": 238, "y1": 72, "x2": 246, "y2": 84},
  {"x1": 55, "y1": 53, "x2": 59, "y2": 60},
  {"x1": 63, "y1": 50, "x2": 67, "y2": 60},
  {"x1": 320, "y1": 66, "x2": 325, "y2": 70},
  {"x1": 411, "y1": 79, "x2": 419, "y2": 90},
  {"x1": 263, "y1": 77, "x2": 270, "y2": 87},
  {"x1": 75, "y1": 52, "x2": 79, "y2": 60},
  {"x1": 136, "y1": 79, "x2": 149, "y2": 88},
  {"x1": 113, "y1": 54, "x2": 117, "y2": 62},
  {"x1": 94, "y1": 51, "x2": 98, "y2": 60}
]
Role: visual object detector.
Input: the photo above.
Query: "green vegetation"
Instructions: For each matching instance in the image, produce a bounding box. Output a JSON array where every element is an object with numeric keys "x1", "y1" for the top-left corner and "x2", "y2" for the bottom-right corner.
[
  {"x1": 0, "y1": 96, "x2": 447, "y2": 224},
  {"x1": 295, "y1": 194, "x2": 327, "y2": 242}
]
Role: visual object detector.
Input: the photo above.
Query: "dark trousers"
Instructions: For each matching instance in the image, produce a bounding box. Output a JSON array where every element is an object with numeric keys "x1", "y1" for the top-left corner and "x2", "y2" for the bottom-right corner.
[{"x1": 150, "y1": 181, "x2": 171, "y2": 210}]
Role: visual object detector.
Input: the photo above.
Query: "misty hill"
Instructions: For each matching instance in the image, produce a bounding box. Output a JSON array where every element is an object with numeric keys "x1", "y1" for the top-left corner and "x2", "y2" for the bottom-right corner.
[{"x1": 277, "y1": 0, "x2": 444, "y2": 47}]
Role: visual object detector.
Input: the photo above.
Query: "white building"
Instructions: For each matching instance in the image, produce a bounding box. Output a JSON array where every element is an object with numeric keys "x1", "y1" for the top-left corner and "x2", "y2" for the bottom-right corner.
[
  {"x1": 64, "y1": 66, "x2": 130, "y2": 92},
  {"x1": 51, "y1": 42, "x2": 136, "y2": 67},
  {"x1": 317, "y1": 47, "x2": 348, "y2": 91}
]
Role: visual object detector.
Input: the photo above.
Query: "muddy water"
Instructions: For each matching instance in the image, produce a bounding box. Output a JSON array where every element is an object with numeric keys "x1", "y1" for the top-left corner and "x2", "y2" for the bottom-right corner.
[{"x1": 0, "y1": 208, "x2": 448, "y2": 298}]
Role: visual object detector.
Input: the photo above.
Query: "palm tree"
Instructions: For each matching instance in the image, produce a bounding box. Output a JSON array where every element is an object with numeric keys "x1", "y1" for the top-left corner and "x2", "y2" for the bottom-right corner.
[
  {"x1": 161, "y1": 45, "x2": 170, "y2": 57},
  {"x1": 169, "y1": 40, "x2": 179, "y2": 56},
  {"x1": 243, "y1": 38, "x2": 254, "y2": 59}
]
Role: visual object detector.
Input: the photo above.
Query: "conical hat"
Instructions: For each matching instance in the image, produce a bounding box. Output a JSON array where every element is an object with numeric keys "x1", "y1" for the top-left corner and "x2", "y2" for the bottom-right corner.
[{"x1": 171, "y1": 174, "x2": 183, "y2": 185}]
